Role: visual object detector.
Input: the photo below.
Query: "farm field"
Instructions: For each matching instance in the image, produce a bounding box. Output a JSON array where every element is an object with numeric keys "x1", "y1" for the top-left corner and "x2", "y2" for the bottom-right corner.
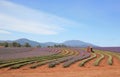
[
  {"x1": 94, "y1": 47, "x2": 120, "y2": 53},
  {"x1": 0, "y1": 47, "x2": 120, "y2": 77},
  {"x1": 1, "y1": 0, "x2": 120, "y2": 77},
  {"x1": 0, "y1": 48, "x2": 60, "y2": 60}
]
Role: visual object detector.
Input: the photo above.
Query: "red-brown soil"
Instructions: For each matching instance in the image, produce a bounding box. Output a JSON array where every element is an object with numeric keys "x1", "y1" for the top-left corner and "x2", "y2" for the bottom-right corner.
[{"x1": 0, "y1": 56, "x2": 120, "y2": 77}]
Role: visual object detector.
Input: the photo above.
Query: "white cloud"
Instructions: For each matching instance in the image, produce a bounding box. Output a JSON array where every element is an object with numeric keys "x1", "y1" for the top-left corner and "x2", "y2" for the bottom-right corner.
[
  {"x1": 0, "y1": 13, "x2": 60, "y2": 34},
  {"x1": 0, "y1": 29, "x2": 11, "y2": 34},
  {"x1": 0, "y1": 0, "x2": 79, "y2": 35}
]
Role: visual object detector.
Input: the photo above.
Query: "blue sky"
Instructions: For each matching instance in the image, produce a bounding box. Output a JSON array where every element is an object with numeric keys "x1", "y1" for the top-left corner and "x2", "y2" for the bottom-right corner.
[{"x1": 0, "y1": 0, "x2": 120, "y2": 46}]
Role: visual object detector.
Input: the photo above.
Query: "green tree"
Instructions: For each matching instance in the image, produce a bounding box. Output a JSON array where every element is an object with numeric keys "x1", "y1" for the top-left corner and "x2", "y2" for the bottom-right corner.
[
  {"x1": 12, "y1": 42, "x2": 18, "y2": 47},
  {"x1": 47, "y1": 46, "x2": 51, "y2": 48},
  {"x1": 17, "y1": 43, "x2": 21, "y2": 47},
  {"x1": 24, "y1": 43, "x2": 31, "y2": 47},
  {"x1": 54, "y1": 44, "x2": 58, "y2": 47},
  {"x1": 36, "y1": 45, "x2": 41, "y2": 48},
  {"x1": 4, "y1": 42, "x2": 8, "y2": 47},
  {"x1": 0, "y1": 43, "x2": 4, "y2": 46}
]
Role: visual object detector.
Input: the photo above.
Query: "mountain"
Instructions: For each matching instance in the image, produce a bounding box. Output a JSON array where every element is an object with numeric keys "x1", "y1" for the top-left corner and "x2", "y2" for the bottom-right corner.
[
  {"x1": 15, "y1": 38, "x2": 40, "y2": 46},
  {"x1": 42, "y1": 42, "x2": 59, "y2": 47},
  {"x1": 63, "y1": 40, "x2": 97, "y2": 47},
  {"x1": 0, "y1": 38, "x2": 98, "y2": 47}
]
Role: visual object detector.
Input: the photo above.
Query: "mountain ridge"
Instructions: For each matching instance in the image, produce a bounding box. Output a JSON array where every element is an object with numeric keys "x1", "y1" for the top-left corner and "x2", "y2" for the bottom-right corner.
[{"x1": 0, "y1": 38, "x2": 98, "y2": 47}]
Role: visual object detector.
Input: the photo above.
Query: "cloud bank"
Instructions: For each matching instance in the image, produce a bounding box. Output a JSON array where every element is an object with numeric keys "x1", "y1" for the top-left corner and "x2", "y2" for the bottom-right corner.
[
  {"x1": 0, "y1": 29, "x2": 11, "y2": 34},
  {"x1": 0, "y1": 0, "x2": 79, "y2": 35}
]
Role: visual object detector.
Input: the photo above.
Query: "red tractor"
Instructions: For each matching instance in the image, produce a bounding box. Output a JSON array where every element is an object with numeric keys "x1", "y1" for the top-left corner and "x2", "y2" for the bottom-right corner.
[{"x1": 87, "y1": 46, "x2": 94, "y2": 53}]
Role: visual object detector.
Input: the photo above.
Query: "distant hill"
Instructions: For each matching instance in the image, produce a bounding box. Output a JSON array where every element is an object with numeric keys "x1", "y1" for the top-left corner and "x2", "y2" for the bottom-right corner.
[
  {"x1": 15, "y1": 38, "x2": 40, "y2": 47},
  {"x1": 63, "y1": 40, "x2": 97, "y2": 47},
  {"x1": 42, "y1": 42, "x2": 59, "y2": 47},
  {"x1": 0, "y1": 38, "x2": 98, "y2": 47}
]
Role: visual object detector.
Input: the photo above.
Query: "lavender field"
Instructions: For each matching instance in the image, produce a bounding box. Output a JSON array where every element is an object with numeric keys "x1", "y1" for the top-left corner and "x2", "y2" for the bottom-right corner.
[
  {"x1": 0, "y1": 47, "x2": 60, "y2": 60},
  {"x1": 94, "y1": 47, "x2": 120, "y2": 53},
  {"x1": 0, "y1": 47, "x2": 120, "y2": 77}
]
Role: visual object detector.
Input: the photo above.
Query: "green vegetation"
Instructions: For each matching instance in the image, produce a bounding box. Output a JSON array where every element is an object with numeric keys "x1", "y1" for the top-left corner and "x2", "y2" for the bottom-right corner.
[
  {"x1": 24, "y1": 43, "x2": 31, "y2": 47},
  {"x1": 4, "y1": 42, "x2": 9, "y2": 47},
  {"x1": 9, "y1": 49, "x2": 71, "y2": 69},
  {"x1": 30, "y1": 55, "x2": 64, "y2": 69},
  {"x1": 79, "y1": 53, "x2": 96, "y2": 67},
  {"x1": 94, "y1": 50, "x2": 113, "y2": 65},
  {"x1": 10, "y1": 61, "x2": 34, "y2": 69},
  {"x1": 48, "y1": 50, "x2": 77, "y2": 68},
  {"x1": 31, "y1": 60, "x2": 55, "y2": 69},
  {"x1": 30, "y1": 50, "x2": 72, "y2": 68},
  {"x1": 93, "y1": 53, "x2": 104, "y2": 66},
  {"x1": 62, "y1": 54, "x2": 90, "y2": 68},
  {"x1": 107, "y1": 52, "x2": 120, "y2": 60},
  {"x1": 0, "y1": 51, "x2": 63, "y2": 69},
  {"x1": 12, "y1": 42, "x2": 21, "y2": 47},
  {"x1": 104, "y1": 52, "x2": 113, "y2": 65},
  {"x1": 0, "y1": 42, "x2": 32, "y2": 47},
  {"x1": 47, "y1": 44, "x2": 67, "y2": 48},
  {"x1": 0, "y1": 48, "x2": 119, "y2": 69},
  {"x1": 0, "y1": 59, "x2": 34, "y2": 68}
]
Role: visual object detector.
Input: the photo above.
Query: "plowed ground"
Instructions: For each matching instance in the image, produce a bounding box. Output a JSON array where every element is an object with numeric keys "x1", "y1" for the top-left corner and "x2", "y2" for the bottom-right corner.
[{"x1": 0, "y1": 56, "x2": 120, "y2": 77}]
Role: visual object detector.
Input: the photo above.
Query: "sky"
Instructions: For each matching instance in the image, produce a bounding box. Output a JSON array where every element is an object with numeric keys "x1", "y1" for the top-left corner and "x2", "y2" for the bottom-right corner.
[{"x1": 0, "y1": 0, "x2": 120, "y2": 46}]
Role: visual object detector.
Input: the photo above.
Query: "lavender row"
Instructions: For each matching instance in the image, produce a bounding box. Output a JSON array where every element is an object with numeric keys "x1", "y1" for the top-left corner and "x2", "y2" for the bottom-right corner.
[
  {"x1": 49, "y1": 48, "x2": 87, "y2": 68},
  {"x1": 62, "y1": 49, "x2": 90, "y2": 67},
  {"x1": 63, "y1": 53, "x2": 90, "y2": 67},
  {"x1": 49, "y1": 56, "x2": 74, "y2": 67},
  {"x1": 94, "y1": 47, "x2": 120, "y2": 53}
]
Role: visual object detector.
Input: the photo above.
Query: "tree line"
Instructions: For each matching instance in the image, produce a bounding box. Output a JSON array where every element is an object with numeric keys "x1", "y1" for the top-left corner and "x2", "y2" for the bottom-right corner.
[
  {"x1": 0, "y1": 42, "x2": 32, "y2": 47},
  {"x1": 47, "y1": 44, "x2": 67, "y2": 48},
  {"x1": 0, "y1": 42, "x2": 67, "y2": 48}
]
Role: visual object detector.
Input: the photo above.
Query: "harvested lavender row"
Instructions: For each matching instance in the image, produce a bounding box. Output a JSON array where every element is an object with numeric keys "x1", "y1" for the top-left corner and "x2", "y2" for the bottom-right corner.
[
  {"x1": 63, "y1": 53, "x2": 90, "y2": 68},
  {"x1": 62, "y1": 49, "x2": 90, "y2": 68},
  {"x1": 48, "y1": 48, "x2": 84, "y2": 68},
  {"x1": 49, "y1": 56, "x2": 74, "y2": 68},
  {"x1": 64, "y1": 48, "x2": 84, "y2": 56}
]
